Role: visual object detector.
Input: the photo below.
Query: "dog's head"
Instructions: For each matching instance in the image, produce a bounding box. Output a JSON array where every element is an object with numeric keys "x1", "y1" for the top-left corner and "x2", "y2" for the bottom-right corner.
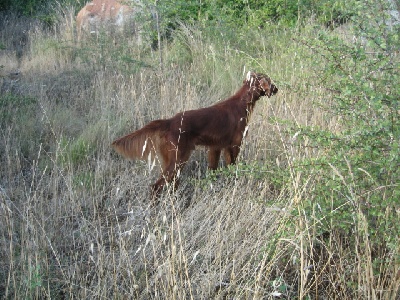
[{"x1": 245, "y1": 71, "x2": 278, "y2": 98}]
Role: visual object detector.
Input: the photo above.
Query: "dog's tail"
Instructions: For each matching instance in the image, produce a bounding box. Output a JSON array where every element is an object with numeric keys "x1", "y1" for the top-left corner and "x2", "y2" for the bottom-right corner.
[{"x1": 111, "y1": 120, "x2": 169, "y2": 161}]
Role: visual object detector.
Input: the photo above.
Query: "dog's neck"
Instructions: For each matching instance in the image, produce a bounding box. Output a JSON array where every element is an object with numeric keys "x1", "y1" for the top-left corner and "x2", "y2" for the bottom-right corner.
[
  {"x1": 227, "y1": 84, "x2": 262, "y2": 120},
  {"x1": 240, "y1": 84, "x2": 263, "y2": 111},
  {"x1": 235, "y1": 84, "x2": 262, "y2": 99}
]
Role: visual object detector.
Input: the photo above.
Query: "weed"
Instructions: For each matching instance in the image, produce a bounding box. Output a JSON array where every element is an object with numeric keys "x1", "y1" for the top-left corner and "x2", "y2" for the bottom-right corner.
[{"x1": 0, "y1": 2, "x2": 399, "y2": 298}]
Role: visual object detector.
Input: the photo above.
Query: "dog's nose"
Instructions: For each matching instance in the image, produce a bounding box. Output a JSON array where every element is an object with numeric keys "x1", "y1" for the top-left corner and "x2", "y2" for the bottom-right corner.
[{"x1": 271, "y1": 84, "x2": 278, "y2": 95}]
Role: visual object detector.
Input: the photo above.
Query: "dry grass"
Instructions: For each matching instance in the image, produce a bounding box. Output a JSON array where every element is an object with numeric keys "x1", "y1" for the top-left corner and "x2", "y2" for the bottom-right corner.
[{"x1": 0, "y1": 8, "x2": 398, "y2": 300}]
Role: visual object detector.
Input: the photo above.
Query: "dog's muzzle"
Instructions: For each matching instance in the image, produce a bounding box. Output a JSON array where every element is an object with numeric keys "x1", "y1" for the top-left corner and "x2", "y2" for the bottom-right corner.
[{"x1": 269, "y1": 84, "x2": 278, "y2": 97}]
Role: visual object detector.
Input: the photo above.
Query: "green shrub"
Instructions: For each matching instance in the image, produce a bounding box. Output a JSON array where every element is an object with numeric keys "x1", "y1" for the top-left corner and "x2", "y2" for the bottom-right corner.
[
  {"x1": 292, "y1": 0, "x2": 399, "y2": 278},
  {"x1": 0, "y1": 0, "x2": 86, "y2": 16}
]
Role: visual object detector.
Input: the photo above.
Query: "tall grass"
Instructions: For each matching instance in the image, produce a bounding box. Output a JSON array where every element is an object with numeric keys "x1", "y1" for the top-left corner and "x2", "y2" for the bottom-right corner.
[{"x1": 0, "y1": 5, "x2": 398, "y2": 299}]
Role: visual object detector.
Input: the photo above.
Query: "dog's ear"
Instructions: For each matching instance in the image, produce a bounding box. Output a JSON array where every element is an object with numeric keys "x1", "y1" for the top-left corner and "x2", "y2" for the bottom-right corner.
[{"x1": 259, "y1": 77, "x2": 271, "y2": 92}]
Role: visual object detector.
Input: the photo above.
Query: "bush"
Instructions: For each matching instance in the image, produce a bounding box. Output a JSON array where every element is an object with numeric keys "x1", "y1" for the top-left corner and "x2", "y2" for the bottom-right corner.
[{"x1": 289, "y1": 0, "x2": 399, "y2": 294}]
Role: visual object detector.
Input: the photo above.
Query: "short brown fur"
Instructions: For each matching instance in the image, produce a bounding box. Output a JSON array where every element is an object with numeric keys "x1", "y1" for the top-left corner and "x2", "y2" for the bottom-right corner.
[{"x1": 112, "y1": 71, "x2": 278, "y2": 197}]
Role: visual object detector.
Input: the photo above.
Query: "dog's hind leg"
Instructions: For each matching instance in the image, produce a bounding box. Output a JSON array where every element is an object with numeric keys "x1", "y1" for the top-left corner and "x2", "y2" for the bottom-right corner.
[
  {"x1": 208, "y1": 148, "x2": 222, "y2": 170},
  {"x1": 223, "y1": 146, "x2": 240, "y2": 165},
  {"x1": 151, "y1": 144, "x2": 192, "y2": 198}
]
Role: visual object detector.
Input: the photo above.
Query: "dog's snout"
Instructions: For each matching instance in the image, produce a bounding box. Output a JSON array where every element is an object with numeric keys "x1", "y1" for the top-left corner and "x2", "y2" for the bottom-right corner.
[{"x1": 270, "y1": 84, "x2": 278, "y2": 95}]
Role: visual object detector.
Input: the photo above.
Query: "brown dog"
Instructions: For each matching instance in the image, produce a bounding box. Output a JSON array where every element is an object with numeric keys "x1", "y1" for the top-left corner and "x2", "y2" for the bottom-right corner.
[{"x1": 112, "y1": 71, "x2": 278, "y2": 197}]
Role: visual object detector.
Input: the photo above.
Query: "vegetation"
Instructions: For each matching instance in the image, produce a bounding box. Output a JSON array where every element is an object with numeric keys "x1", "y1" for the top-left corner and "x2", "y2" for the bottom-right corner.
[{"x1": 0, "y1": 0, "x2": 399, "y2": 299}]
